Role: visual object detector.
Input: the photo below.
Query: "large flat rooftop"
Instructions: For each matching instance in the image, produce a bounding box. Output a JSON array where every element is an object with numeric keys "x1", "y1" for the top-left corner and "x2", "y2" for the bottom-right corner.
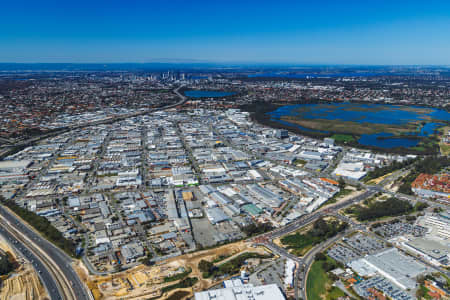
[
  {"x1": 194, "y1": 283, "x2": 285, "y2": 300},
  {"x1": 349, "y1": 248, "x2": 429, "y2": 290}
]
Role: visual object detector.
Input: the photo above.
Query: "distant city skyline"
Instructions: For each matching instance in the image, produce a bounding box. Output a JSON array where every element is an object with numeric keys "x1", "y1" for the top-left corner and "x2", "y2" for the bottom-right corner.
[{"x1": 2, "y1": 0, "x2": 450, "y2": 64}]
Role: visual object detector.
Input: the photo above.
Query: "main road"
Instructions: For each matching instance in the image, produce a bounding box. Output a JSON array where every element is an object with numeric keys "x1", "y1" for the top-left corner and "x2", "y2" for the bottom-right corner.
[
  {"x1": 0, "y1": 218, "x2": 62, "y2": 299},
  {"x1": 0, "y1": 206, "x2": 92, "y2": 300},
  {"x1": 1, "y1": 85, "x2": 187, "y2": 159},
  {"x1": 0, "y1": 85, "x2": 190, "y2": 299},
  {"x1": 250, "y1": 188, "x2": 376, "y2": 300},
  {"x1": 252, "y1": 178, "x2": 446, "y2": 300}
]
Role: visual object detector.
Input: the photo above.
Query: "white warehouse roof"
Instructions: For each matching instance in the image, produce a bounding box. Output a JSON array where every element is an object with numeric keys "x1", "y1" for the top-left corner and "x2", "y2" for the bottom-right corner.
[{"x1": 195, "y1": 283, "x2": 285, "y2": 300}]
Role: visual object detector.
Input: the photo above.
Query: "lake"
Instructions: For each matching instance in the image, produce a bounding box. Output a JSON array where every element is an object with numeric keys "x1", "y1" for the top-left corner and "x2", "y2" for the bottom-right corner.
[
  {"x1": 267, "y1": 103, "x2": 450, "y2": 149},
  {"x1": 184, "y1": 90, "x2": 236, "y2": 98}
]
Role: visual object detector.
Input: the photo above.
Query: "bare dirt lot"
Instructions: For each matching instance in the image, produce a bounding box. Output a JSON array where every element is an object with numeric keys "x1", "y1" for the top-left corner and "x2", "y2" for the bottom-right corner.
[
  {"x1": 0, "y1": 236, "x2": 48, "y2": 300},
  {"x1": 80, "y1": 241, "x2": 271, "y2": 299}
]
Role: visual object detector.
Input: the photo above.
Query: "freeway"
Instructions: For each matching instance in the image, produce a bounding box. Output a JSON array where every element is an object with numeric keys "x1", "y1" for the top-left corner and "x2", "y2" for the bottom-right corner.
[
  {"x1": 0, "y1": 219, "x2": 62, "y2": 299},
  {"x1": 1, "y1": 85, "x2": 187, "y2": 159},
  {"x1": 0, "y1": 205, "x2": 92, "y2": 300},
  {"x1": 0, "y1": 135, "x2": 91, "y2": 299},
  {"x1": 0, "y1": 85, "x2": 189, "y2": 286},
  {"x1": 67, "y1": 84, "x2": 186, "y2": 129}
]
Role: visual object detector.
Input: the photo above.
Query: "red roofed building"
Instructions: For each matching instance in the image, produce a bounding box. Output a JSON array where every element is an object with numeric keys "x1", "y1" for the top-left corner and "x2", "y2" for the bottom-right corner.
[{"x1": 412, "y1": 173, "x2": 450, "y2": 201}]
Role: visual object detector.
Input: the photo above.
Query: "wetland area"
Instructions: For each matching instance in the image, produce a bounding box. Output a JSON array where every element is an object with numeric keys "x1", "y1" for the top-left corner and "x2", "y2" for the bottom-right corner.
[{"x1": 266, "y1": 103, "x2": 450, "y2": 150}]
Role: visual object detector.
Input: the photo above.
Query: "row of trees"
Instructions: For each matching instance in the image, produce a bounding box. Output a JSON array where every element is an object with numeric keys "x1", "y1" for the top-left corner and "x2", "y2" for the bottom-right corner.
[
  {"x1": 346, "y1": 197, "x2": 413, "y2": 221},
  {"x1": 241, "y1": 222, "x2": 274, "y2": 237},
  {"x1": 163, "y1": 267, "x2": 192, "y2": 283},
  {"x1": 2, "y1": 199, "x2": 76, "y2": 256},
  {"x1": 281, "y1": 218, "x2": 348, "y2": 254},
  {"x1": 0, "y1": 253, "x2": 14, "y2": 275},
  {"x1": 413, "y1": 156, "x2": 450, "y2": 174},
  {"x1": 364, "y1": 158, "x2": 417, "y2": 182},
  {"x1": 198, "y1": 252, "x2": 270, "y2": 279},
  {"x1": 161, "y1": 277, "x2": 198, "y2": 294},
  {"x1": 314, "y1": 252, "x2": 340, "y2": 272}
]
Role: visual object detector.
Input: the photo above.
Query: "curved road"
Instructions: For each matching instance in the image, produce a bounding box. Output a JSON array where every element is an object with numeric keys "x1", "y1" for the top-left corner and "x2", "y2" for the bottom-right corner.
[
  {"x1": 0, "y1": 205, "x2": 92, "y2": 300},
  {"x1": 0, "y1": 85, "x2": 189, "y2": 299},
  {"x1": 250, "y1": 189, "x2": 376, "y2": 300},
  {"x1": 1, "y1": 85, "x2": 187, "y2": 159},
  {"x1": 0, "y1": 219, "x2": 62, "y2": 299}
]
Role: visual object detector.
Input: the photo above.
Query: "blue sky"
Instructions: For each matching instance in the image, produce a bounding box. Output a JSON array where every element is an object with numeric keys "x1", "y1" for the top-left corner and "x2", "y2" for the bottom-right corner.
[{"x1": 1, "y1": 0, "x2": 450, "y2": 64}]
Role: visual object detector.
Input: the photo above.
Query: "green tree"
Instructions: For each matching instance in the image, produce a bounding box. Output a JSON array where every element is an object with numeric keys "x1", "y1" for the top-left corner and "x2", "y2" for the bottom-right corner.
[
  {"x1": 414, "y1": 202, "x2": 429, "y2": 211},
  {"x1": 198, "y1": 260, "x2": 214, "y2": 273},
  {"x1": 338, "y1": 177, "x2": 346, "y2": 189},
  {"x1": 0, "y1": 254, "x2": 14, "y2": 275},
  {"x1": 315, "y1": 252, "x2": 327, "y2": 261}
]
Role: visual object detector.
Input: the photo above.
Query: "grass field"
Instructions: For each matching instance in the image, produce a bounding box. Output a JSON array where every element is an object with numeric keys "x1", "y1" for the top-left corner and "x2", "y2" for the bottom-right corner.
[
  {"x1": 410, "y1": 146, "x2": 427, "y2": 152},
  {"x1": 306, "y1": 259, "x2": 328, "y2": 300},
  {"x1": 281, "y1": 116, "x2": 419, "y2": 135},
  {"x1": 306, "y1": 257, "x2": 345, "y2": 300},
  {"x1": 441, "y1": 144, "x2": 450, "y2": 156},
  {"x1": 280, "y1": 217, "x2": 348, "y2": 257},
  {"x1": 280, "y1": 233, "x2": 316, "y2": 257},
  {"x1": 331, "y1": 134, "x2": 356, "y2": 142},
  {"x1": 326, "y1": 287, "x2": 346, "y2": 300}
]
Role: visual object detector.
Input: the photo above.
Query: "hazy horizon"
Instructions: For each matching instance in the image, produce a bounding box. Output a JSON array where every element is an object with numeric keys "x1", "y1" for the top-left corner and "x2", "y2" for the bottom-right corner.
[{"x1": 1, "y1": 62, "x2": 449, "y2": 67}]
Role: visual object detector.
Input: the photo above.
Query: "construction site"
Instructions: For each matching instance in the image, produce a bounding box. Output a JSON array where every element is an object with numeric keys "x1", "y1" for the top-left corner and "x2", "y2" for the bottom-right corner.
[
  {"x1": 78, "y1": 241, "x2": 272, "y2": 300},
  {"x1": 0, "y1": 236, "x2": 48, "y2": 300}
]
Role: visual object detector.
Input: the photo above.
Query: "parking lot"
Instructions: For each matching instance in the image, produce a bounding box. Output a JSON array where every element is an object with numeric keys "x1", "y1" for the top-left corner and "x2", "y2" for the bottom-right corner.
[
  {"x1": 327, "y1": 243, "x2": 361, "y2": 263},
  {"x1": 343, "y1": 233, "x2": 386, "y2": 254},
  {"x1": 249, "y1": 258, "x2": 286, "y2": 291},
  {"x1": 191, "y1": 218, "x2": 218, "y2": 247},
  {"x1": 372, "y1": 221, "x2": 427, "y2": 239}
]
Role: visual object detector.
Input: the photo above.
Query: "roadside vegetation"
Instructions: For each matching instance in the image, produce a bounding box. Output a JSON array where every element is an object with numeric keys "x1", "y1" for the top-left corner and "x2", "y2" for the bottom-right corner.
[
  {"x1": 198, "y1": 252, "x2": 270, "y2": 279},
  {"x1": 161, "y1": 277, "x2": 198, "y2": 294},
  {"x1": 241, "y1": 222, "x2": 274, "y2": 237},
  {"x1": 364, "y1": 158, "x2": 417, "y2": 183},
  {"x1": 320, "y1": 188, "x2": 353, "y2": 208},
  {"x1": 139, "y1": 252, "x2": 154, "y2": 266},
  {"x1": 0, "y1": 252, "x2": 15, "y2": 275},
  {"x1": 345, "y1": 196, "x2": 414, "y2": 221},
  {"x1": 1, "y1": 198, "x2": 76, "y2": 256},
  {"x1": 166, "y1": 291, "x2": 191, "y2": 300},
  {"x1": 163, "y1": 267, "x2": 192, "y2": 283},
  {"x1": 306, "y1": 253, "x2": 345, "y2": 300},
  {"x1": 280, "y1": 218, "x2": 348, "y2": 256},
  {"x1": 212, "y1": 254, "x2": 231, "y2": 263}
]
